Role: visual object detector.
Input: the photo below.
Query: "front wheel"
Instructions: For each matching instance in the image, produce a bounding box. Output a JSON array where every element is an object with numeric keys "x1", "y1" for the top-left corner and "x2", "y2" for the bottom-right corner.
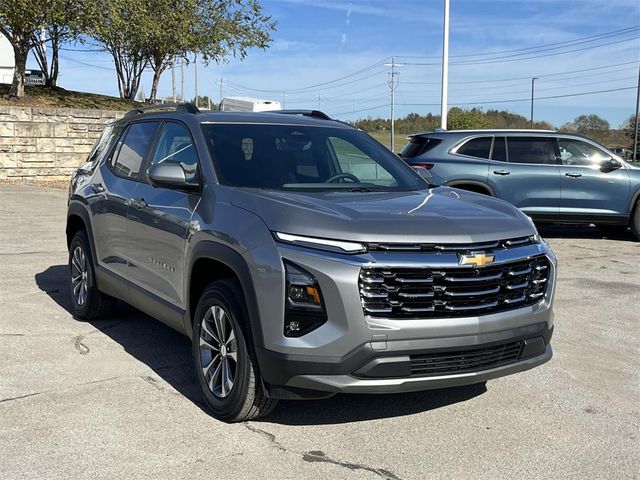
[{"x1": 192, "y1": 280, "x2": 277, "y2": 422}]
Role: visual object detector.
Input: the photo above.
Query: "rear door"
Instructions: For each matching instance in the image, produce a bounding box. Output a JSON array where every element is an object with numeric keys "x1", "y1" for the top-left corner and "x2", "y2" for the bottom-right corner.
[
  {"x1": 488, "y1": 136, "x2": 561, "y2": 214},
  {"x1": 89, "y1": 121, "x2": 159, "y2": 279},
  {"x1": 126, "y1": 121, "x2": 201, "y2": 313},
  {"x1": 556, "y1": 137, "x2": 630, "y2": 216}
]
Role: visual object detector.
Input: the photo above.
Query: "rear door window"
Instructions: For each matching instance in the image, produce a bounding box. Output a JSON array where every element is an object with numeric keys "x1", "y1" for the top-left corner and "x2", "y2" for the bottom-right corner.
[
  {"x1": 111, "y1": 122, "x2": 159, "y2": 179},
  {"x1": 506, "y1": 137, "x2": 556, "y2": 165},
  {"x1": 456, "y1": 137, "x2": 492, "y2": 159}
]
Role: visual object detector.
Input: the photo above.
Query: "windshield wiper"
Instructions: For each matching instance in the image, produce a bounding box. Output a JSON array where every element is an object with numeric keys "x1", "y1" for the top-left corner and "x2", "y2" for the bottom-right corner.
[{"x1": 348, "y1": 186, "x2": 373, "y2": 192}]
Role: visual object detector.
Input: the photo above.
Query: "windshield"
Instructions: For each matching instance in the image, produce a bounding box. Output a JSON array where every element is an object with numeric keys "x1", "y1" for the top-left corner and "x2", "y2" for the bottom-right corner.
[{"x1": 202, "y1": 123, "x2": 425, "y2": 191}]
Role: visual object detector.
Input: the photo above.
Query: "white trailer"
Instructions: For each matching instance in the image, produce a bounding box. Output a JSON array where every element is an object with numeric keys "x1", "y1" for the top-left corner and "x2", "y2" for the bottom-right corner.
[{"x1": 220, "y1": 96, "x2": 282, "y2": 112}]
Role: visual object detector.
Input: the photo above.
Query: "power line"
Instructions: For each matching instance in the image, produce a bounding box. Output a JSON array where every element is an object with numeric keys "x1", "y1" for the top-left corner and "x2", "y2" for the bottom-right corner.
[
  {"x1": 403, "y1": 61, "x2": 639, "y2": 85},
  {"x1": 395, "y1": 86, "x2": 636, "y2": 108},
  {"x1": 396, "y1": 25, "x2": 640, "y2": 60},
  {"x1": 400, "y1": 36, "x2": 640, "y2": 67}
]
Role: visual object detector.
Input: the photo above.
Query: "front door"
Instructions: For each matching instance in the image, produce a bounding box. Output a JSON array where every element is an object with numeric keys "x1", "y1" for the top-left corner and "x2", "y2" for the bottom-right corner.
[
  {"x1": 556, "y1": 137, "x2": 630, "y2": 217},
  {"x1": 126, "y1": 121, "x2": 201, "y2": 311},
  {"x1": 488, "y1": 136, "x2": 561, "y2": 214}
]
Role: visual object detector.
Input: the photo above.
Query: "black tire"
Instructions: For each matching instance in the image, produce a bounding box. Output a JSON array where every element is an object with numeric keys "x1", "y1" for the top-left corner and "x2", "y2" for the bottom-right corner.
[
  {"x1": 192, "y1": 279, "x2": 277, "y2": 422},
  {"x1": 631, "y1": 202, "x2": 640, "y2": 241},
  {"x1": 69, "y1": 230, "x2": 116, "y2": 320}
]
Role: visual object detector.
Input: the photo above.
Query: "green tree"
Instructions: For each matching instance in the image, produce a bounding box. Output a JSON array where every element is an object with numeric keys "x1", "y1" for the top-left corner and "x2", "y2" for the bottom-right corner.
[
  {"x1": 145, "y1": 0, "x2": 275, "y2": 101},
  {"x1": 90, "y1": 0, "x2": 151, "y2": 100},
  {"x1": 30, "y1": 0, "x2": 94, "y2": 88},
  {"x1": 447, "y1": 108, "x2": 491, "y2": 130},
  {"x1": 0, "y1": 0, "x2": 48, "y2": 96}
]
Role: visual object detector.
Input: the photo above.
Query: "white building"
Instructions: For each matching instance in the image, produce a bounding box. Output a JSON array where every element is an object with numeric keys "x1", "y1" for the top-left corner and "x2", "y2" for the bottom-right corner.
[{"x1": 0, "y1": 33, "x2": 15, "y2": 84}]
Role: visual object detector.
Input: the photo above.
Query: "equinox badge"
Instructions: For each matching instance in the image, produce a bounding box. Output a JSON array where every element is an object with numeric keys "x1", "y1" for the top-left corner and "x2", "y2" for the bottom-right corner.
[{"x1": 459, "y1": 252, "x2": 495, "y2": 267}]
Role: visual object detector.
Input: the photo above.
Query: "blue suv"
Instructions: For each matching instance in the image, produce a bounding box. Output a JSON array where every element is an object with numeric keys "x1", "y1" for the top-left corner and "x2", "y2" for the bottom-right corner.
[{"x1": 399, "y1": 130, "x2": 640, "y2": 239}]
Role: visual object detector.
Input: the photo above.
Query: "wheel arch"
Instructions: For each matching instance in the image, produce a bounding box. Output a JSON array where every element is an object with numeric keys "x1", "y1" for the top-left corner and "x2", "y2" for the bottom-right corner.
[
  {"x1": 446, "y1": 180, "x2": 495, "y2": 196},
  {"x1": 187, "y1": 242, "x2": 264, "y2": 348},
  {"x1": 66, "y1": 202, "x2": 98, "y2": 264}
]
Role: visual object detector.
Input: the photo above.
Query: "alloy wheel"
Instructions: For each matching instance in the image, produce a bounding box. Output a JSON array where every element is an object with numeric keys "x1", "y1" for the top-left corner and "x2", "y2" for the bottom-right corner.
[
  {"x1": 71, "y1": 246, "x2": 88, "y2": 307},
  {"x1": 199, "y1": 305, "x2": 238, "y2": 398}
]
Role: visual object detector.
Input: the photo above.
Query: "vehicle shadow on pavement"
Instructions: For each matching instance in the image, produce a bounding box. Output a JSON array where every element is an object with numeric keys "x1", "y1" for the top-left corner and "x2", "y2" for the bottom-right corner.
[
  {"x1": 36, "y1": 264, "x2": 487, "y2": 425},
  {"x1": 537, "y1": 224, "x2": 636, "y2": 241}
]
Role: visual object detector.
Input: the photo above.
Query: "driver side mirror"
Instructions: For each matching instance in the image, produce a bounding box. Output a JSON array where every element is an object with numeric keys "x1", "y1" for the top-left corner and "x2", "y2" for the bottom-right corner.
[
  {"x1": 601, "y1": 158, "x2": 622, "y2": 173},
  {"x1": 148, "y1": 163, "x2": 198, "y2": 190}
]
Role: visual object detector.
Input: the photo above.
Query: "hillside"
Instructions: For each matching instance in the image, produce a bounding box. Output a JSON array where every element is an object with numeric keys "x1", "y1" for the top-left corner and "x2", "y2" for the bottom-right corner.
[{"x1": 0, "y1": 85, "x2": 140, "y2": 110}]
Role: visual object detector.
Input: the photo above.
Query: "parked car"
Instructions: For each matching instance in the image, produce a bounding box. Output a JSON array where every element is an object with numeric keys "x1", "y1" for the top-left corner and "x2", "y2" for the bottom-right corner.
[
  {"x1": 67, "y1": 105, "x2": 556, "y2": 422},
  {"x1": 399, "y1": 130, "x2": 640, "y2": 239}
]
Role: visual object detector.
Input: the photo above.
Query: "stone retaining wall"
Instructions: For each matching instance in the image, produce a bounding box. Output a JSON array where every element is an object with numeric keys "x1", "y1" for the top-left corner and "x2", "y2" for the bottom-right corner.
[{"x1": 0, "y1": 106, "x2": 124, "y2": 180}]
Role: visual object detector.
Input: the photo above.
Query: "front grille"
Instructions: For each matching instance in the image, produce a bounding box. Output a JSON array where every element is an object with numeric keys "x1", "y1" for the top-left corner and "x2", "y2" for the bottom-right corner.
[
  {"x1": 410, "y1": 341, "x2": 524, "y2": 376},
  {"x1": 359, "y1": 255, "x2": 550, "y2": 318},
  {"x1": 366, "y1": 236, "x2": 535, "y2": 253}
]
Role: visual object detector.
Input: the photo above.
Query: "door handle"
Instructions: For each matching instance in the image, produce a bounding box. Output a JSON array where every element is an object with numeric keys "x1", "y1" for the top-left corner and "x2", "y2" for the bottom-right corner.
[
  {"x1": 91, "y1": 183, "x2": 105, "y2": 193},
  {"x1": 493, "y1": 170, "x2": 510, "y2": 176},
  {"x1": 128, "y1": 198, "x2": 148, "y2": 209},
  {"x1": 565, "y1": 172, "x2": 582, "y2": 178}
]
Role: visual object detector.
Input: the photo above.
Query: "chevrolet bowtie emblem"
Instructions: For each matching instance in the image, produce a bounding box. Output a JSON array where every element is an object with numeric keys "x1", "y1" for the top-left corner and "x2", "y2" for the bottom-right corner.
[{"x1": 459, "y1": 252, "x2": 495, "y2": 267}]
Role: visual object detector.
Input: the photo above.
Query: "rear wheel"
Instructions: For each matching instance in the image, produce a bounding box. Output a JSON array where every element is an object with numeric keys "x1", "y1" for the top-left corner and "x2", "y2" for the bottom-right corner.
[
  {"x1": 192, "y1": 279, "x2": 277, "y2": 422},
  {"x1": 68, "y1": 230, "x2": 116, "y2": 320}
]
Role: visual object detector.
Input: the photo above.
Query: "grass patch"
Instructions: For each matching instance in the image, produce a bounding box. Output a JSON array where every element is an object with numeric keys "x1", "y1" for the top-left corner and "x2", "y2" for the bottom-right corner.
[
  {"x1": 366, "y1": 131, "x2": 410, "y2": 151},
  {"x1": 0, "y1": 84, "x2": 140, "y2": 111}
]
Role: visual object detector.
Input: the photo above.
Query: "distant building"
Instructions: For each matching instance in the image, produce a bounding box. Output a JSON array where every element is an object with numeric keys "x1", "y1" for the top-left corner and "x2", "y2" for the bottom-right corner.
[{"x1": 0, "y1": 33, "x2": 15, "y2": 84}]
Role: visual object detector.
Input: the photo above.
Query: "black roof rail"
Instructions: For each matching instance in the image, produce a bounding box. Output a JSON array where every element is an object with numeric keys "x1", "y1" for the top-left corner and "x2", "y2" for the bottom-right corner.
[
  {"x1": 271, "y1": 109, "x2": 332, "y2": 121},
  {"x1": 124, "y1": 102, "x2": 200, "y2": 118}
]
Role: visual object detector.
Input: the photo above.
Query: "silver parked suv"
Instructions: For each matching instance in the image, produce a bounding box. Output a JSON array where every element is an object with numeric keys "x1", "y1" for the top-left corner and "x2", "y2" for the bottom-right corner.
[{"x1": 66, "y1": 104, "x2": 556, "y2": 421}]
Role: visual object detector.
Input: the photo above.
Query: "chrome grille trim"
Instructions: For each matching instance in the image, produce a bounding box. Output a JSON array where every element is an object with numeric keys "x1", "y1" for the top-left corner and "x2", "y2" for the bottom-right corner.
[
  {"x1": 359, "y1": 255, "x2": 550, "y2": 319},
  {"x1": 366, "y1": 236, "x2": 536, "y2": 253}
]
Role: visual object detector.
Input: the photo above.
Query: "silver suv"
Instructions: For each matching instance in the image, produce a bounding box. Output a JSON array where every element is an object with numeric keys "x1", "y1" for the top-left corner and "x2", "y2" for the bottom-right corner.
[{"x1": 66, "y1": 104, "x2": 556, "y2": 422}]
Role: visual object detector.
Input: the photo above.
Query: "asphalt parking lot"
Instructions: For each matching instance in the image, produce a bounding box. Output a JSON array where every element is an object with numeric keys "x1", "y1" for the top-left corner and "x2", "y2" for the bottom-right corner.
[{"x1": 0, "y1": 184, "x2": 638, "y2": 480}]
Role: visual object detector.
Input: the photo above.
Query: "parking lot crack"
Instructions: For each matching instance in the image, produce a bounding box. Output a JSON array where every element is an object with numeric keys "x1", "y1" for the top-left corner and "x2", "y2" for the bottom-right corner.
[
  {"x1": 302, "y1": 450, "x2": 403, "y2": 480},
  {"x1": 73, "y1": 335, "x2": 90, "y2": 355},
  {"x1": 243, "y1": 424, "x2": 402, "y2": 479},
  {"x1": 243, "y1": 423, "x2": 286, "y2": 451}
]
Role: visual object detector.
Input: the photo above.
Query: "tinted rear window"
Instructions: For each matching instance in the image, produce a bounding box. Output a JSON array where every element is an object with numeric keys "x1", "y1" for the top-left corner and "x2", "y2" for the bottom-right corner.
[
  {"x1": 399, "y1": 137, "x2": 442, "y2": 158},
  {"x1": 507, "y1": 137, "x2": 555, "y2": 164},
  {"x1": 456, "y1": 137, "x2": 492, "y2": 159}
]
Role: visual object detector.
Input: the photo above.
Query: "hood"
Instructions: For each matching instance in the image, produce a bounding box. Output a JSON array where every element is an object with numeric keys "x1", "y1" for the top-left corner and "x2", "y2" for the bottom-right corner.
[{"x1": 230, "y1": 187, "x2": 535, "y2": 243}]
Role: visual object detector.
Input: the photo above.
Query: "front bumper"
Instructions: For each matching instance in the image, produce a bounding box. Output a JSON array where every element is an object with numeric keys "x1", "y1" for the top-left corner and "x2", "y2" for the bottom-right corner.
[{"x1": 257, "y1": 322, "x2": 553, "y2": 399}]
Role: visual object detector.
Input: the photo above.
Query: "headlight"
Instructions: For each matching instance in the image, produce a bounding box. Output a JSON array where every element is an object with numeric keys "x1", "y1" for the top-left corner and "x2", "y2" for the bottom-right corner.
[
  {"x1": 275, "y1": 232, "x2": 366, "y2": 254},
  {"x1": 283, "y1": 261, "x2": 327, "y2": 337}
]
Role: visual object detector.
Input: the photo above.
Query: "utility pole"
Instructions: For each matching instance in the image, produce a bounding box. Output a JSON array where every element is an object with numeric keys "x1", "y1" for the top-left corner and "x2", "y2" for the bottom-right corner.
[
  {"x1": 317, "y1": 94, "x2": 322, "y2": 110},
  {"x1": 385, "y1": 57, "x2": 404, "y2": 152},
  {"x1": 633, "y1": 64, "x2": 640, "y2": 162},
  {"x1": 194, "y1": 56, "x2": 199, "y2": 108},
  {"x1": 440, "y1": 0, "x2": 450, "y2": 130},
  {"x1": 530, "y1": 77, "x2": 538, "y2": 128},
  {"x1": 282, "y1": 92, "x2": 286, "y2": 108},
  {"x1": 171, "y1": 58, "x2": 176, "y2": 102},
  {"x1": 217, "y1": 78, "x2": 226, "y2": 107},
  {"x1": 180, "y1": 59, "x2": 184, "y2": 102}
]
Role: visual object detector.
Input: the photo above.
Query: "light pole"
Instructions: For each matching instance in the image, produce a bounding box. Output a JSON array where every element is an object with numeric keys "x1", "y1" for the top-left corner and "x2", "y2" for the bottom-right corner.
[
  {"x1": 633, "y1": 64, "x2": 639, "y2": 162},
  {"x1": 440, "y1": 0, "x2": 450, "y2": 130},
  {"x1": 384, "y1": 57, "x2": 404, "y2": 152},
  {"x1": 530, "y1": 77, "x2": 538, "y2": 128}
]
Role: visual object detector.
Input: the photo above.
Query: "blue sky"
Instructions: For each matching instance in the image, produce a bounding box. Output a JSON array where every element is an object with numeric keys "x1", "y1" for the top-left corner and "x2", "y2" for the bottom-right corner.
[{"x1": 52, "y1": 0, "x2": 640, "y2": 128}]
